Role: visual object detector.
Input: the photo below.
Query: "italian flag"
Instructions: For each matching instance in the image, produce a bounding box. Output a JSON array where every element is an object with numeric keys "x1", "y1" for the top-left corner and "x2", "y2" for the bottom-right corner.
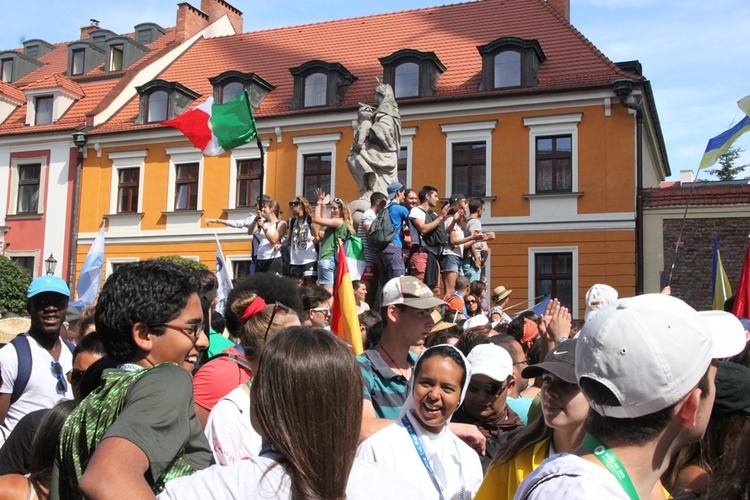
[{"x1": 162, "y1": 89, "x2": 258, "y2": 156}]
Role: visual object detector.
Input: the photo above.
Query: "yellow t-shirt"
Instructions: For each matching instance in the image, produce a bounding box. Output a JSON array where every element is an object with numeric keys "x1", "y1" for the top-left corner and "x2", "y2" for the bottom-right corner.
[{"x1": 475, "y1": 438, "x2": 550, "y2": 500}]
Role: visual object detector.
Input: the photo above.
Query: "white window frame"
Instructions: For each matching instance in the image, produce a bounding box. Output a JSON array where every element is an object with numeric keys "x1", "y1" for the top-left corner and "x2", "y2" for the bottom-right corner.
[
  {"x1": 6, "y1": 250, "x2": 40, "y2": 278},
  {"x1": 528, "y1": 245, "x2": 579, "y2": 318},
  {"x1": 229, "y1": 139, "x2": 271, "y2": 208},
  {"x1": 226, "y1": 254, "x2": 254, "y2": 281},
  {"x1": 8, "y1": 155, "x2": 47, "y2": 215},
  {"x1": 166, "y1": 146, "x2": 203, "y2": 212},
  {"x1": 108, "y1": 150, "x2": 147, "y2": 214},
  {"x1": 106, "y1": 257, "x2": 139, "y2": 278},
  {"x1": 292, "y1": 133, "x2": 342, "y2": 198},
  {"x1": 441, "y1": 120, "x2": 497, "y2": 200},
  {"x1": 24, "y1": 88, "x2": 78, "y2": 126},
  {"x1": 524, "y1": 113, "x2": 582, "y2": 195},
  {"x1": 400, "y1": 126, "x2": 417, "y2": 189}
]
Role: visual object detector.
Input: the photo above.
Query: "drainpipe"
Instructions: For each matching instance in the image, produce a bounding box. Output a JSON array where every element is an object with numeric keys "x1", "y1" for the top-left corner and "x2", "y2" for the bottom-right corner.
[{"x1": 613, "y1": 78, "x2": 643, "y2": 295}]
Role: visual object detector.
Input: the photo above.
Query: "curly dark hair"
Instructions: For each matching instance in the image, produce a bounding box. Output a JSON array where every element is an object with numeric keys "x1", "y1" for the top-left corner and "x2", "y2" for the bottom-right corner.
[{"x1": 95, "y1": 260, "x2": 202, "y2": 363}]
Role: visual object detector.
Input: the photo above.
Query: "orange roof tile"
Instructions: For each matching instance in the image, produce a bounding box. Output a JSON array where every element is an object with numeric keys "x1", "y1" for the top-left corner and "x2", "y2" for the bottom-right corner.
[
  {"x1": 93, "y1": 0, "x2": 638, "y2": 134},
  {"x1": 644, "y1": 182, "x2": 750, "y2": 208},
  {"x1": 0, "y1": 81, "x2": 26, "y2": 103},
  {"x1": 22, "y1": 73, "x2": 84, "y2": 96}
]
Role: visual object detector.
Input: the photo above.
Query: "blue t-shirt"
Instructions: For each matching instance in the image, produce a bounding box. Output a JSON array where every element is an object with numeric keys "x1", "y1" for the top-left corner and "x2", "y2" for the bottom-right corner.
[
  {"x1": 506, "y1": 395, "x2": 535, "y2": 425},
  {"x1": 387, "y1": 203, "x2": 410, "y2": 248}
]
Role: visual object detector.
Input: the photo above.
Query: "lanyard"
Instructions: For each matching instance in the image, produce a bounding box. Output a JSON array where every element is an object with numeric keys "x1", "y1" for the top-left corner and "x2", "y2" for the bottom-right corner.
[
  {"x1": 581, "y1": 433, "x2": 639, "y2": 500},
  {"x1": 401, "y1": 413, "x2": 465, "y2": 500}
]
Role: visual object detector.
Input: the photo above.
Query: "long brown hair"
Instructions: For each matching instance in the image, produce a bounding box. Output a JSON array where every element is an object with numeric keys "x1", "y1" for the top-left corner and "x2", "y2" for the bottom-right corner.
[
  {"x1": 490, "y1": 412, "x2": 552, "y2": 467},
  {"x1": 251, "y1": 326, "x2": 362, "y2": 500},
  {"x1": 332, "y1": 197, "x2": 355, "y2": 234}
]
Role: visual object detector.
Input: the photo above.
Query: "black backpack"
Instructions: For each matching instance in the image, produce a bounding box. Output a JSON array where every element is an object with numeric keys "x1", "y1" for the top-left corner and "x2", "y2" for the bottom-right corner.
[
  {"x1": 420, "y1": 208, "x2": 449, "y2": 252},
  {"x1": 367, "y1": 202, "x2": 397, "y2": 251}
]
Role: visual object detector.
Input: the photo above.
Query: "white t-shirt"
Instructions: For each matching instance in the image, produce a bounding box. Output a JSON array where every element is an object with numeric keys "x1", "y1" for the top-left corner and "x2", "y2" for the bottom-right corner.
[
  {"x1": 409, "y1": 207, "x2": 441, "y2": 254},
  {"x1": 357, "y1": 209, "x2": 377, "y2": 264},
  {"x1": 204, "y1": 384, "x2": 262, "y2": 466},
  {"x1": 466, "y1": 218, "x2": 483, "y2": 253},
  {"x1": 514, "y1": 453, "x2": 629, "y2": 500},
  {"x1": 357, "y1": 411, "x2": 483, "y2": 499},
  {"x1": 443, "y1": 219, "x2": 464, "y2": 257},
  {"x1": 256, "y1": 221, "x2": 281, "y2": 260},
  {"x1": 289, "y1": 217, "x2": 318, "y2": 265},
  {"x1": 158, "y1": 455, "x2": 422, "y2": 499},
  {"x1": 0, "y1": 334, "x2": 74, "y2": 431}
]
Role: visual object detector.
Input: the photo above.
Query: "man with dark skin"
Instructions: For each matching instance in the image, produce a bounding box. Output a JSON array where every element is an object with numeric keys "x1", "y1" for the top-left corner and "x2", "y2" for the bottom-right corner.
[{"x1": 0, "y1": 276, "x2": 73, "y2": 431}]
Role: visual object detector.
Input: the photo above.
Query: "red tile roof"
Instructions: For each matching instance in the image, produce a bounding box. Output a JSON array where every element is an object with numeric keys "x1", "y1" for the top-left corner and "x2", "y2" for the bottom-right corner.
[
  {"x1": 0, "y1": 28, "x2": 176, "y2": 135},
  {"x1": 644, "y1": 182, "x2": 750, "y2": 207},
  {"x1": 22, "y1": 73, "x2": 84, "y2": 96},
  {"x1": 93, "y1": 0, "x2": 638, "y2": 134},
  {"x1": 0, "y1": 81, "x2": 26, "y2": 103}
]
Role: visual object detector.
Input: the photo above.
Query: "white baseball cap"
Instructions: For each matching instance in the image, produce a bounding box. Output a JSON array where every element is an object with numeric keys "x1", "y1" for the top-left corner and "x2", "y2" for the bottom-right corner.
[
  {"x1": 463, "y1": 314, "x2": 490, "y2": 330},
  {"x1": 583, "y1": 284, "x2": 618, "y2": 322},
  {"x1": 467, "y1": 344, "x2": 513, "y2": 383},
  {"x1": 576, "y1": 293, "x2": 746, "y2": 418}
]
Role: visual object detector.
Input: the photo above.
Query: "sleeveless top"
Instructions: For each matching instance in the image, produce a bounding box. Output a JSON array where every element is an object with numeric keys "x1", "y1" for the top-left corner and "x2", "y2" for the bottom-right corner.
[
  {"x1": 289, "y1": 217, "x2": 318, "y2": 265},
  {"x1": 255, "y1": 221, "x2": 281, "y2": 260}
]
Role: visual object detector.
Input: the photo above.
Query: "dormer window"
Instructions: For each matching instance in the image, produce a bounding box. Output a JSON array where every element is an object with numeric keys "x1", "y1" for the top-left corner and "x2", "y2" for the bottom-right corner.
[
  {"x1": 134, "y1": 23, "x2": 166, "y2": 45},
  {"x1": 304, "y1": 73, "x2": 327, "y2": 107},
  {"x1": 477, "y1": 37, "x2": 546, "y2": 91},
  {"x1": 35, "y1": 96, "x2": 53, "y2": 125},
  {"x1": 71, "y1": 49, "x2": 85, "y2": 76},
  {"x1": 103, "y1": 37, "x2": 148, "y2": 73},
  {"x1": 67, "y1": 40, "x2": 104, "y2": 77},
  {"x1": 1, "y1": 59, "x2": 12, "y2": 83},
  {"x1": 209, "y1": 71, "x2": 275, "y2": 106},
  {"x1": 379, "y1": 49, "x2": 446, "y2": 99},
  {"x1": 22, "y1": 39, "x2": 55, "y2": 60},
  {"x1": 289, "y1": 61, "x2": 356, "y2": 110},
  {"x1": 136, "y1": 80, "x2": 200, "y2": 124}
]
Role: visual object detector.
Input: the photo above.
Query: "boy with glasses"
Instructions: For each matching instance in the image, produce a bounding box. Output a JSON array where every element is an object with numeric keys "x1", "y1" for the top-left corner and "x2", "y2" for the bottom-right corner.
[
  {"x1": 454, "y1": 343, "x2": 523, "y2": 471},
  {"x1": 52, "y1": 261, "x2": 212, "y2": 498},
  {"x1": 301, "y1": 285, "x2": 332, "y2": 328}
]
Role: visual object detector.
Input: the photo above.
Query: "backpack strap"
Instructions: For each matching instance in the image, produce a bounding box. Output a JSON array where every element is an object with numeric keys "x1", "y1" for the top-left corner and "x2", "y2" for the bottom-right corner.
[{"x1": 10, "y1": 335, "x2": 31, "y2": 406}]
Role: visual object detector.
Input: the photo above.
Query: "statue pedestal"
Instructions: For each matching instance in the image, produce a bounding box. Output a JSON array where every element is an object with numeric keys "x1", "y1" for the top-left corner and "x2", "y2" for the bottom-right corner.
[{"x1": 349, "y1": 198, "x2": 371, "y2": 232}]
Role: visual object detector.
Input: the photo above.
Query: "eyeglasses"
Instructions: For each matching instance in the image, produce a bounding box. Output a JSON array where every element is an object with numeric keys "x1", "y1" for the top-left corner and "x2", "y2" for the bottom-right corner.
[
  {"x1": 465, "y1": 299, "x2": 477, "y2": 304},
  {"x1": 264, "y1": 302, "x2": 292, "y2": 341},
  {"x1": 311, "y1": 306, "x2": 331, "y2": 315},
  {"x1": 159, "y1": 322, "x2": 204, "y2": 343},
  {"x1": 67, "y1": 368, "x2": 85, "y2": 384},
  {"x1": 513, "y1": 359, "x2": 529, "y2": 367},
  {"x1": 467, "y1": 380, "x2": 508, "y2": 397},
  {"x1": 50, "y1": 361, "x2": 68, "y2": 395}
]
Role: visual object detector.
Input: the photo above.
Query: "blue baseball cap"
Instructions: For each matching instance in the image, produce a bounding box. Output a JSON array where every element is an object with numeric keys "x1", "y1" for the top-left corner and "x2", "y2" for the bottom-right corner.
[
  {"x1": 387, "y1": 182, "x2": 404, "y2": 200},
  {"x1": 27, "y1": 276, "x2": 70, "y2": 298}
]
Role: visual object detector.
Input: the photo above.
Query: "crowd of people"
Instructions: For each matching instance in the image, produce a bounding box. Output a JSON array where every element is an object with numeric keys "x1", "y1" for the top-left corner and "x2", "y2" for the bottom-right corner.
[{"x1": 0, "y1": 187, "x2": 748, "y2": 499}]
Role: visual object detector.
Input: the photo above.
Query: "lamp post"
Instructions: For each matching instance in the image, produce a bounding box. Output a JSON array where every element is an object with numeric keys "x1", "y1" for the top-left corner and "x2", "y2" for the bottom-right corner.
[
  {"x1": 68, "y1": 130, "x2": 88, "y2": 288},
  {"x1": 45, "y1": 253, "x2": 57, "y2": 276}
]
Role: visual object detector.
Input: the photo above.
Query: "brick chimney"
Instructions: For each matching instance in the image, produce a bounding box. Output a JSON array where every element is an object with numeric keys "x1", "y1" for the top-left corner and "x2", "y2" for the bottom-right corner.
[
  {"x1": 201, "y1": 0, "x2": 243, "y2": 34},
  {"x1": 547, "y1": 0, "x2": 570, "y2": 21},
  {"x1": 80, "y1": 19, "x2": 101, "y2": 39},
  {"x1": 175, "y1": 3, "x2": 210, "y2": 43}
]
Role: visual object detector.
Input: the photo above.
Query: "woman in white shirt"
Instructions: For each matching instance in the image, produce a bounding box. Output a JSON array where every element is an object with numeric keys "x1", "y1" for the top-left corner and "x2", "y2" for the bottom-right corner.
[
  {"x1": 357, "y1": 344, "x2": 484, "y2": 499},
  {"x1": 252, "y1": 199, "x2": 286, "y2": 275},
  {"x1": 285, "y1": 196, "x2": 319, "y2": 286},
  {"x1": 161, "y1": 327, "x2": 420, "y2": 500}
]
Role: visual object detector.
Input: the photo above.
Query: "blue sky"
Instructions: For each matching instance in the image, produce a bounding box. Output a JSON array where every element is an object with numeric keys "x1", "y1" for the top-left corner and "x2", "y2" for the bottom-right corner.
[{"x1": 2, "y1": 0, "x2": 749, "y2": 180}]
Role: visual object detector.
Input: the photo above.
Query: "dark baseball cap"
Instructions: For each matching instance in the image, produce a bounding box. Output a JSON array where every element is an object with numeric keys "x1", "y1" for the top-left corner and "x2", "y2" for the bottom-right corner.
[{"x1": 522, "y1": 339, "x2": 578, "y2": 384}]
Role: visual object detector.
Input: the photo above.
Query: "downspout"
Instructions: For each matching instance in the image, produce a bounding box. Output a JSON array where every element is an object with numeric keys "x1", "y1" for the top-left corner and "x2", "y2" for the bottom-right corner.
[{"x1": 613, "y1": 79, "x2": 644, "y2": 295}]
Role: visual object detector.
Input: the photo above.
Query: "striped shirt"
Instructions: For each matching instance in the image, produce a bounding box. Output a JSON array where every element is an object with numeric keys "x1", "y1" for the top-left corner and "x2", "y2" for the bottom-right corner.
[{"x1": 357, "y1": 349, "x2": 417, "y2": 419}]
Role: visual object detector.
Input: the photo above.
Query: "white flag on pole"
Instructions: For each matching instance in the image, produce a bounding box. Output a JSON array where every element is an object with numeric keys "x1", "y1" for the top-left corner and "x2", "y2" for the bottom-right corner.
[
  {"x1": 70, "y1": 226, "x2": 105, "y2": 311},
  {"x1": 214, "y1": 234, "x2": 233, "y2": 316}
]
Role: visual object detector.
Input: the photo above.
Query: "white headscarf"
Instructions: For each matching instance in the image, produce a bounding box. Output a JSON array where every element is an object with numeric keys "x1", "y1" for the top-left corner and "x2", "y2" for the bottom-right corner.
[{"x1": 398, "y1": 343, "x2": 472, "y2": 426}]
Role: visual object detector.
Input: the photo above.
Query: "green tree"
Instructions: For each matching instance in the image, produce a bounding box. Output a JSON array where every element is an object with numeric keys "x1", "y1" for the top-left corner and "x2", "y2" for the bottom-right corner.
[
  {"x1": 708, "y1": 146, "x2": 748, "y2": 181},
  {"x1": 0, "y1": 256, "x2": 33, "y2": 315},
  {"x1": 150, "y1": 255, "x2": 208, "y2": 272}
]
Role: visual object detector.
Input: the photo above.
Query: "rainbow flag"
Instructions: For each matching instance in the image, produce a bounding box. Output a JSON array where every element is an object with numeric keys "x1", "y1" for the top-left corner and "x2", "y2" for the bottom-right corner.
[
  {"x1": 331, "y1": 244, "x2": 363, "y2": 354},
  {"x1": 712, "y1": 236, "x2": 732, "y2": 311}
]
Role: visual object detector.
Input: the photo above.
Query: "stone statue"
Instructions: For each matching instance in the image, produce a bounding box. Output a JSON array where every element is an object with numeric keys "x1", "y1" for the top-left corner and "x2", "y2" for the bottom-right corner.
[{"x1": 346, "y1": 81, "x2": 402, "y2": 201}]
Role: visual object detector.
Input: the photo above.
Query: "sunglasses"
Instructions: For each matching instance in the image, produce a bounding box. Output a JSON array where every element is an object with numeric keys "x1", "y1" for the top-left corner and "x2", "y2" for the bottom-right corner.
[
  {"x1": 289, "y1": 200, "x2": 302, "y2": 207},
  {"x1": 264, "y1": 302, "x2": 292, "y2": 341},
  {"x1": 67, "y1": 368, "x2": 86, "y2": 384},
  {"x1": 50, "y1": 361, "x2": 68, "y2": 395},
  {"x1": 465, "y1": 299, "x2": 477, "y2": 304},
  {"x1": 159, "y1": 322, "x2": 204, "y2": 343},
  {"x1": 467, "y1": 379, "x2": 508, "y2": 397}
]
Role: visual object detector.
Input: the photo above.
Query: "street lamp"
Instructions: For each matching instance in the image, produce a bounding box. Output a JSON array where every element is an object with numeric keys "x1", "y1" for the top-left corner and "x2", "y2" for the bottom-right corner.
[
  {"x1": 68, "y1": 130, "x2": 88, "y2": 287},
  {"x1": 45, "y1": 253, "x2": 57, "y2": 276}
]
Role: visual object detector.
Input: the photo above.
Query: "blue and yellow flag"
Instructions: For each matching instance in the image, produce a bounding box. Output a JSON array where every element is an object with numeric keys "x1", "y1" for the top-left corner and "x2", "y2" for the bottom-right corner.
[
  {"x1": 699, "y1": 115, "x2": 750, "y2": 170},
  {"x1": 712, "y1": 236, "x2": 732, "y2": 311}
]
